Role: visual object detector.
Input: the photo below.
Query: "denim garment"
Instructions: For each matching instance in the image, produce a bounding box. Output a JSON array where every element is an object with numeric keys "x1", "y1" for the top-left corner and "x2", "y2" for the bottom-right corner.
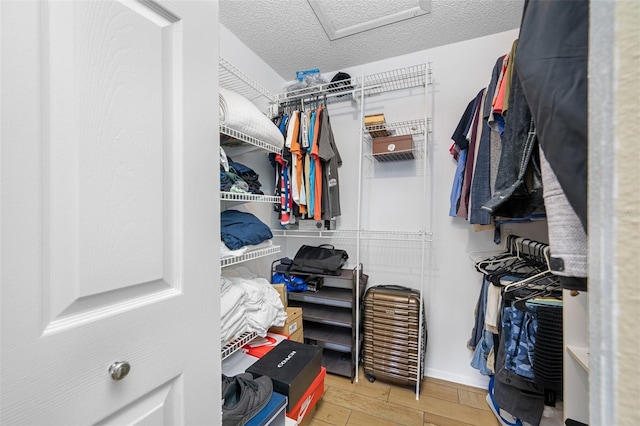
[
  {"x1": 502, "y1": 305, "x2": 537, "y2": 381},
  {"x1": 494, "y1": 315, "x2": 545, "y2": 425},
  {"x1": 469, "y1": 115, "x2": 492, "y2": 225},
  {"x1": 468, "y1": 277, "x2": 490, "y2": 349},
  {"x1": 449, "y1": 149, "x2": 467, "y2": 216},
  {"x1": 471, "y1": 329, "x2": 495, "y2": 376}
]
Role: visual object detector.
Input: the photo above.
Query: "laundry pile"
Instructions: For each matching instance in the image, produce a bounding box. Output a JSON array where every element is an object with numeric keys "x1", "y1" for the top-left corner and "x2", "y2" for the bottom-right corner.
[{"x1": 220, "y1": 267, "x2": 287, "y2": 344}]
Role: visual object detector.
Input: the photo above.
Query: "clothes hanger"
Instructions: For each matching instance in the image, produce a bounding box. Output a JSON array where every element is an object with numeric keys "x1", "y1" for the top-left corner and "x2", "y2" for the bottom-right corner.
[
  {"x1": 503, "y1": 245, "x2": 553, "y2": 292},
  {"x1": 473, "y1": 235, "x2": 526, "y2": 275}
]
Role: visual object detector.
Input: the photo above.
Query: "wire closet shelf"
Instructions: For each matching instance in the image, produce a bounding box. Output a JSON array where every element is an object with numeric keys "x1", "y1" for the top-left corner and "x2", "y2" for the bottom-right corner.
[
  {"x1": 363, "y1": 118, "x2": 431, "y2": 162},
  {"x1": 219, "y1": 57, "x2": 275, "y2": 112},
  {"x1": 221, "y1": 331, "x2": 258, "y2": 361},
  {"x1": 271, "y1": 229, "x2": 432, "y2": 242},
  {"x1": 219, "y1": 57, "x2": 282, "y2": 361},
  {"x1": 275, "y1": 63, "x2": 428, "y2": 105},
  {"x1": 220, "y1": 245, "x2": 282, "y2": 268},
  {"x1": 220, "y1": 192, "x2": 280, "y2": 203}
]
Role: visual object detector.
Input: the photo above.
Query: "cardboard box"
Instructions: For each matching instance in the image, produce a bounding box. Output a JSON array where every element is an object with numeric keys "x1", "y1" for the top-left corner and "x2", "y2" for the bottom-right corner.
[
  {"x1": 372, "y1": 134, "x2": 413, "y2": 154},
  {"x1": 269, "y1": 307, "x2": 302, "y2": 336},
  {"x1": 289, "y1": 327, "x2": 304, "y2": 343},
  {"x1": 286, "y1": 367, "x2": 326, "y2": 425},
  {"x1": 272, "y1": 283, "x2": 288, "y2": 308},
  {"x1": 246, "y1": 340, "x2": 322, "y2": 411},
  {"x1": 298, "y1": 219, "x2": 324, "y2": 231},
  {"x1": 365, "y1": 113, "x2": 390, "y2": 138}
]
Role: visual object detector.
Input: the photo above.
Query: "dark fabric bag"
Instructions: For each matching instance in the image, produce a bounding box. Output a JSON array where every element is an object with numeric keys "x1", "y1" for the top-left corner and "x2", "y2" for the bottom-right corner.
[{"x1": 291, "y1": 244, "x2": 348, "y2": 276}]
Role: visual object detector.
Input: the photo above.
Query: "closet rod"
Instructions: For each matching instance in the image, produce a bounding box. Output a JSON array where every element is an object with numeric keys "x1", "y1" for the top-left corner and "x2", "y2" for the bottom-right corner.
[
  {"x1": 506, "y1": 234, "x2": 550, "y2": 263},
  {"x1": 277, "y1": 89, "x2": 355, "y2": 106}
]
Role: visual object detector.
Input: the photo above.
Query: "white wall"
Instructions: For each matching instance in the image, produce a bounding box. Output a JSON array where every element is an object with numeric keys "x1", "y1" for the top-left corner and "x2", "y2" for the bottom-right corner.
[
  {"x1": 325, "y1": 28, "x2": 550, "y2": 388},
  {"x1": 220, "y1": 26, "x2": 551, "y2": 388}
]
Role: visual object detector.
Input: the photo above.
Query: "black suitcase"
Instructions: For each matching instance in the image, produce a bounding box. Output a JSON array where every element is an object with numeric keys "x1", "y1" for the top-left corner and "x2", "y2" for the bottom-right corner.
[{"x1": 363, "y1": 285, "x2": 427, "y2": 390}]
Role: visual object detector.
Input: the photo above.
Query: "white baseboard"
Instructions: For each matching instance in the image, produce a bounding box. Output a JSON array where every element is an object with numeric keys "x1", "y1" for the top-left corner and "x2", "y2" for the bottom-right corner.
[{"x1": 424, "y1": 367, "x2": 491, "y2": 390}]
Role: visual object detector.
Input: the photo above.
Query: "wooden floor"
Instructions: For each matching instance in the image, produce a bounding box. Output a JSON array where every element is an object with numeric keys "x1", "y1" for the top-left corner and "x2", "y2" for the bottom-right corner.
[{"x1": 308, "y1": 369, "x2": 499, "y2": 426}]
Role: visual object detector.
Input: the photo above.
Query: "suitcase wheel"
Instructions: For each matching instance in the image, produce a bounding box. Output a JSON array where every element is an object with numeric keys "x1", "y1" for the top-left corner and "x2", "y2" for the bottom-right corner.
[{"x1": 367, "y1": 374, "x2": 376, "y2": 383}]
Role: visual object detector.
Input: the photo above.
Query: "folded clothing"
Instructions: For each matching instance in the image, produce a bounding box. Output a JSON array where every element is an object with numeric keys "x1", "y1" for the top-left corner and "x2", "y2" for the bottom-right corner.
[
  {"x1": 221, "y1": 210, "x2": 273, "y2": 250},
  {"x1": 228, "y1": 157, "x2": 264, "y2": 195}
]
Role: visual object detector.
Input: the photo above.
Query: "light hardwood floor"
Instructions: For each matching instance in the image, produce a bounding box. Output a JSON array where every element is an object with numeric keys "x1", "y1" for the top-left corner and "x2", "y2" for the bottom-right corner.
[{"x1": 308, "y1": 369, "x2": 500, "y2": 426}]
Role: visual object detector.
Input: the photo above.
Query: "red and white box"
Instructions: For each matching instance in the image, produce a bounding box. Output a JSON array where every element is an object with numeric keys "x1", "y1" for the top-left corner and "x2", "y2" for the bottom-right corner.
[
  {"x1": 242, "y1": 332, "x2": 288, "y2": 358},
  {"x1": 286, "y1": 367, "x2": 326, "y2": 425}
]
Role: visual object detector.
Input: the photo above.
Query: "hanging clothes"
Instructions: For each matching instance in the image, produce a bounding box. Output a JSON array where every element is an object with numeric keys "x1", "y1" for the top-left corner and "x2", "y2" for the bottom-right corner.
[
  {"x1": 286, "y1": 111, "x2": 303, "y2": 209},
  {"x1": 515, "y1": 0, "x2": 588, "y2": 232},
  {"x1": 272, "y1": 104, "x2": 342, "y2": 226},
  {"x1": 311, "y1": 106, "x2": 324, "y2": 220},
  {"x1": 482, "y1": 52, "x2": 545, "y2": 219},
  {"x1": 317, "y1": 104, "x2": 342, "y2": 219},
  {"x1": 468, "y1": 237, "x2": 564, "y2": 426},
  {"x1": 307, "y1": 110, "x2": 317, "y2": 218},
  {"x1": 457, "y1": 88, "x2": 486, "y2": 219}
]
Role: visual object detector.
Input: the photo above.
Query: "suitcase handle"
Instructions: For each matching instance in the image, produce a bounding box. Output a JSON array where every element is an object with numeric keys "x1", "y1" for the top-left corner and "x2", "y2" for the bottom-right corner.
[{"x1": 370, "y1": 284, "x2": 414, "y2": 291}]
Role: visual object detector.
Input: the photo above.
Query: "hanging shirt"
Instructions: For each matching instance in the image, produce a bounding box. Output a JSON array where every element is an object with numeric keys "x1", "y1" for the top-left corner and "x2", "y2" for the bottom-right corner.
[
  {"x1": 457, "y1": 88, "x2": 486, "y2": 219},
  {"x1": 301, "y1": 111, "x2": 310, "y2": 149},
  {"x1": 311, "y1": 106, "x2": 324, "y2": 220},
  {"x1": 317, "y1": 107, "x2": 342, "y2": 219},
  {"x1": 274, "y1": 154, "x2": 290, "y2": 227},
  {"x1": 286, "y1": 112, "x2": 301, "y2": 205},
  {"x1": 308, "y1": 111, "x2": 317, "y2": 218}
]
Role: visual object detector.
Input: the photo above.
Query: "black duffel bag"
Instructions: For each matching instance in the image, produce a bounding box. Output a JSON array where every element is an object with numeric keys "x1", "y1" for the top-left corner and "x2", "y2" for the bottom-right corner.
[{"x1": 290, "y1": 244, "x2": 348, "y2": 276}]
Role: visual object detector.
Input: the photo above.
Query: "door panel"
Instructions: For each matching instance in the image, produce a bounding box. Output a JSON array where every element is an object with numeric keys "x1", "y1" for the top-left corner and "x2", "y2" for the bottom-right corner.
[
  {"x1": 1, "y1": 1, "x2": 220, "y2": 424},
  {"x1": 94, "y1": 376, "x2": 182, "y2": 425},
  {"x1": 45, "y1": 0, "x2": 179, "y2": 327}
]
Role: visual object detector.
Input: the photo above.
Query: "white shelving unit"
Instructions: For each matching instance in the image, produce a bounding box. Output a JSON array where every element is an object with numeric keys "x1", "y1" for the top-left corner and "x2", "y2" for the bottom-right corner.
[
  {"x1": 354, "y1": 62, "x2": 433, "y2": 400},
  {"x1": 221, "y1": 245, "x2": 282, "y2": 268},
  {"x1": 271, "y1": 62, "x2": 433, "y2": 397},
  {"x1": 221, "y1": 192, "x2": 280, "y2": 203},
  {"x1": 564, "y1": 290, "x2": 589, "y2": 424},
  {"x1": 221, "y1": 331, "x2": 258, "y2": 361},
  {"x1": 219, "y1": 57, "x2": 283, "y2": 362},
  {"x1": 220, "y1": 124, "x2": 282, "y2": 154},
  {"x1": 219, "y1": 57, "x2": 275, "y2": 113},
  {"x1": 272, "y1": 229, "x2": 432, "y2": 242},
  {"x1": 567, "y1": 345, "x2": 589, "y2": 372}
]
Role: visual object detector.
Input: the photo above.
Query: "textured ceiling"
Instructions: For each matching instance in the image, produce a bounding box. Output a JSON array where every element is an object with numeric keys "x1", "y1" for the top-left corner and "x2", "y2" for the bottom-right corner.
[{"x1": 220, "y1": 0, "x2": 524, "y2": 80}]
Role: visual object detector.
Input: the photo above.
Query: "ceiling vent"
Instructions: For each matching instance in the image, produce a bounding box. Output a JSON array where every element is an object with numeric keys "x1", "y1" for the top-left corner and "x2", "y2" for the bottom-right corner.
[{"x1": 308, "y1": 0, "x2": 431, "y2": 41}]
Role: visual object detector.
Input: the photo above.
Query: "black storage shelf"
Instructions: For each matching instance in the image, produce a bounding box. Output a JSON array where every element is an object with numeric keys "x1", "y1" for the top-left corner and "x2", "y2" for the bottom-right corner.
[
  {"x1": 288, "y1": 302, "x2": 352, "y2": 328},
  {"x1": 287, "y1": 287, "x2": 353, "y2": 309},
  {"x1": 303, "y1": 322, "x2": 353, "y2": 352},
  {"x1": 322, "y1": 349, "x2": 353, "y2": 377},
  {"x1": 271, "y1": 261, "x2": 367, "y2": 382}
]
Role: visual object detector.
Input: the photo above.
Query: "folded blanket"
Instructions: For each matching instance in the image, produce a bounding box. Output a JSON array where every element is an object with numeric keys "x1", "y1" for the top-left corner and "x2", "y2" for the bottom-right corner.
[{"x1": 219, "y1": 87, "x2": 284, "y2": 149}]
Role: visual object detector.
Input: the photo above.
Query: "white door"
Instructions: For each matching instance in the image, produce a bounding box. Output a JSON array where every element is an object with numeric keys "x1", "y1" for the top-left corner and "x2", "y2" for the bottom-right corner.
[{"x1": 1, "y1": 1, "x2": 221, "y2": 424}]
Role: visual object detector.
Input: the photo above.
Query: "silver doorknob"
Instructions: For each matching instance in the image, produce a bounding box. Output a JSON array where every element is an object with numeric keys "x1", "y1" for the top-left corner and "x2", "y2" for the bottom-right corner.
[{"x1": 109, "y1": 361, "x2": 131, "y2": 381}]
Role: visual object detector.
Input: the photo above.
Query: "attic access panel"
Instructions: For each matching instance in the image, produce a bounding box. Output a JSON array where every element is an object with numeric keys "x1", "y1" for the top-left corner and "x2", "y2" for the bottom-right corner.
[{"x1": 308, "y1": 0, "x2": 431, "y2": 40}]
